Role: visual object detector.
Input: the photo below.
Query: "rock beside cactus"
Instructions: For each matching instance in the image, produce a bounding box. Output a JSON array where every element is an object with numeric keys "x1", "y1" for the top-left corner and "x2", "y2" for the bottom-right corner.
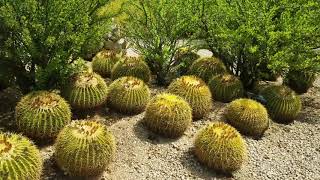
[
  {"x1": 0, "y1": 133, "x2": 43, "y2": 179},
  {"x1": 208, "y1": 74, "x2": 244, "y2": 103},
  {"x1": 62, "y1": 72, "x2": 108, "y2": 109},
  {"x1": 167, "y1": 76, "x2": 212, "y2": 119},
  {"x1": 285, "y1": 70, "x2": 316, "y2": 94},
  {"x1": 225, "y1": 98, "x2": 269, "y2": 137},
  {"x1": 111, "y1": 56, "x2": 151, "y2": 83},
  {"x1": 189, "y1": 57, "x2": 226, "y2": 82},
  {"x1": 260, "y1": 85, "x2": 302, "y2": 123},
  {"x1": 143, "y1": 93, "x2": 192, "y2": 138},
  {"x1": 92, "y1": 50, "x2": 120, "y2": 77},
  {"x1": 194, "y1": 122, "x2": 247, "y2": 173},
  {"x1": 15, "y1": 91, "x2": 71, "y2": 139},
  {"x1": 108, "y1": 76, "x2": 151, "y2": 114},
  {"x1": 55, "y1": 120, "x2": 116, "y2": 177}
]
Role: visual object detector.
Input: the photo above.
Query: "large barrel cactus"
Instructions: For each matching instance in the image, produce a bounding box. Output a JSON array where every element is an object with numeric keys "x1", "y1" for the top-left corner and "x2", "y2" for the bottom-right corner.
[
  {"x1": 143, "y1": 93, "x2": 192, "y2": 138},
  {"x1": 194, "y1": 122, "x2": 247, "y2": 173},
  {"x1": 225, "y1": 98, "x2": 269, "y2": 137},
  {"x1": 167, "y1": 76, "x2": 212, "y2": 119},
  {"x1": 15, "y1": 91, "x2": 71, "y2": 139},
  {"x1": 285, "y1": 70, "x2": 316, "y2": 94},
  {"x1": 260, "y1": 85, "x2": 302, "y2": 123},
  {"x1": 208, "y1": 74, "x2": 244, "y2": 103},
  {"x1": 189, "y1": 57, "x2": 226, "y2": 82},
  {"x1": 55, "y1": 120, "x2": 116, "y2": 177},
  {"x1": 63, "y1": 72, "x2": 108, "y2": 109},
  {"x1": 111, "y1": 56, "x2": 151, "y2": 83},
  {"x1": 108, "y1": 76, "x2": 151, "y2": 114},
  {"x1": 0, "y1": 133, "x2": 43, "y2": 179},
  {"x1": 92, "y1": 50, "x2": 120, "y2": 77}
]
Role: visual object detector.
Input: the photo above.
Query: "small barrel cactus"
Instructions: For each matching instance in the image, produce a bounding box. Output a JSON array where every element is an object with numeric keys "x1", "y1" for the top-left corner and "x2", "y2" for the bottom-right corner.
[
  {"x1": 108, "y1": 76, "x2": 151, "y2": 114},
  {"x1": 143, "y1": 93, "x2": 192, "y2": 138},
  {"x1": 208, "y1": 74, "x2": 244, "y2": 103},
  {"x1": 0, "y1": 133, "x2": 43, "y2": 179},
  {"x1": 189, "y1": 57, "x2": 226, "y2": 82},
  {"x1": 92, "y1": 50, "x2": 120, "y2": 77},
  {"x1": 111, "y1": 56, "x2": 151, "y2": 83},
  {"x1": 260, "y1": 85, "x2": 302, "y2": 123},
  {"x1": 174, "y1": 47, "x2": 200, "y2": 75},
  {"x1": 15, "y1": 91, "x2": 71, "y2": 139},
  {"x1": 194, "y1": 122, "x2": 247, "y2": 173},
  {"x1": 167, "y1": 76, "x2": 212, "y2": 119},
  {"x1": 63, "y1": 72, "x2": 108, "y2": 109},
  {"x1": 285, "y1": 70, "x2": 316, "y2": 94},
  {"x1": 225, "y1": 98, "x2": 269, "y2": 137},
  {"x1": 55, "y1": 120, "x2": 116, "y2": 177}
]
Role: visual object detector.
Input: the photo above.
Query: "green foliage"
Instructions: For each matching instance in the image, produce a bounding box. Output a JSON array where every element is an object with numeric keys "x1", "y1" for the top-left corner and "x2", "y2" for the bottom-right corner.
[
  {"x1": 194, "y1": 122, "x2": 247, "y2": 173},
  {"x1": 108, "y1": 76, "x2": 151, "y2": 114},
  {"x1": 285, "y1": 70, "x2": 317, "y2": 94},
  {"x1": 167, "y1": 76, "x2": 212, "y2": 119},
  {"x1": 197, "y1": 0, "x2": 320, "y2": 89},
  {"x1": 261, "y1": 85, "x2": 302, "y2": 123},
  {"x1": 0, "y1": 133, "x2": 43, "y2": 179},
  {"x1": 62, "y1": 72, "x2": 108, "y2": 109},
  {"x1": 122, "y1": 0, "x2": 200, "y2": 85},
  {"x1": 225, "y1": 98, "x2": 269, "y2": 137},
  {"x1": 143, "y1": 93, "x2": 192, "y2": 138},
  {"x1": 92, "y1": 50, "x2": 120, "y2": 77},
  {"x1": 0, "y1": 0, "x2": 112, "y2": 92},
  {"x1": 208, "y1": 74, "x2": 244, "y2": 103},
  {"x1": 15, "y1": 91, "x2": 71, "y2": 139},
  {"x1": 55, "y1": 120, "x2": 116, "y2": 176},
  {"x1": 173, "y1": 47, "x2": 200, "y2": 76},
  {"x1": 111, "y1": 56, "x2": 151, "y2": 83}
]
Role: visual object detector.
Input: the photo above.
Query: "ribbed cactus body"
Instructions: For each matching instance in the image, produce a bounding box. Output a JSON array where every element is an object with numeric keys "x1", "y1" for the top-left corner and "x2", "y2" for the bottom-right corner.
[
  {"x1": 63, "y1": 72, "x2": 108, "y2": 109},
  {"x1": 208, "y1": 74, "x2": 244, "y2": 103},
  {"x1": 108, "y1": 76, "x2": 151, "y2": 114},
  {"x1": 0, "y1": 133, "x2": 43, "y2": 179},
  {"x1": 194, "y1": 122, "x2": 247, "y2": 173},
  {"x1": 54, "y1": 120, "x2": 116, "y2": 176},
  {"x1": 285, "y1": 70, "x2": 316, "y2": 94},
  {"x1": 225, "y1": 98, "x2": 269, "y2": 137},
  {"x1": 111, "y1": 57, "x2": 151, "y2": 83},
  {"x1": 189, "y1": 57, "x2": 226, "y2": 82},
  {"x1": 167, "y1": 76, "x2": 212, "y2": 119},
  {"x1": 261, "y1": 85, "x2": 302, "y2": 123},
  {"x1": 92, "y1": 50, "x2": 120, "y2": 77},
  {"x1": 15, "y1": 91, "x2": 71, "y2": 139},
  {"x1": 143, "y1": 93, "x2": 192, "y2": 137}
]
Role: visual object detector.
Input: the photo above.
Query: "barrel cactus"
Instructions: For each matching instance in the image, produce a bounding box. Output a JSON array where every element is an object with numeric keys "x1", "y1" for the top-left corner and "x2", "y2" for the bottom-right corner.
[
  {"x1": 92, "y1": 50, "x2": 120, "y2": 77},
  {"x1": 208, "y1": 74, "x2": 244, "y2": 103},
  {"x1": 143, "y1": 93, "x2": 192, "y2": 138},
  {"x1": 167, "y1": 76, "x2": 212, "y2": 119},
  {"x1": 189, "y1": 57, "x2": 226, "y2": 82},
  {"x1": 55, "y1": 120, "x2": 116, "y2": 177},
  {"x1": 225, "y1": 98, "x2": 269, "y2": 137},
  {"x1": 63, "y1": 72, "x2": 108, "y2": 109},
  {"x1": 15, "y1": 91, "x2": 71, "y2": 139},
  {"x1": 174, "y1": 47, "x2": 200, "y2": 75},
  {"x1": 194, "y1": 122, "x2": 247, "y2": 173},
  {"x1": 260, "y1": 85, "x2": 302, "y2": 123},
  {"x1": 0, "y1": 133, "x2": 43, "y2": 179},
  {"x1": 108, "y1": 76, "x2": 151, "y2": 114},
  {"x1": 285, "y1": 70, "x2": 316, "y2": 94},
  {"x1": 111, "y1": 56, "x2": 151, "y2": 83}
]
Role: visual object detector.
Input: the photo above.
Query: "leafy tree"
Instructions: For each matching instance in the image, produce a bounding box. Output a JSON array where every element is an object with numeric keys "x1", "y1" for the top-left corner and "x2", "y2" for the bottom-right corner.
[{"x1": 0, "y1": 0, "x2": 112, "y2": 92}]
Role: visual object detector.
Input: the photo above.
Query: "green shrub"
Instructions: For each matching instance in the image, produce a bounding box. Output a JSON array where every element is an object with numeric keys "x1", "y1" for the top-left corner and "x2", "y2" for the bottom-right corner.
[
  {"x1": 285, "y1": 70, "x2": 317, "y2": 94},
  {"x1": 92, "y1": 50, "x2": 120, "y2": 78}
]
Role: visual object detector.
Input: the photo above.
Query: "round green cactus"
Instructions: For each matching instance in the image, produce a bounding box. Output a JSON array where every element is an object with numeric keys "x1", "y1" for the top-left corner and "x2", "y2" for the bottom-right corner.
[
  {"x1": 260, "y1": 85, "x2": 302, "y2": 123},
  {"x1": 225, "y1": 98, "x2": 269, "y2": 137},
  {"x1": 111, "y1": 56, "x2": 151, "y2": 83},
  {"x1": 63, "y1": 72, "x2": 108, "y2": 109},
  {"x1": 15, "y1": 91, "x2": 71, "y2": 139},
  {"x1": 92, "y1": 50, "x2": 120, "y2": 78},
  {"x1": 189, "y1": 57, "x2": 227, "y2": 82},
  {"x1": 143, "y1": 93, "x2": 192, "y2": 138},
  {"x1": 108, "y1": 76, "x2": 151, "y2": 114},
  {"x1": 174, "y1": 47, "x2": 200, "y2": 75},
  {"x1": 208, "y1": 74, "x2": 244, "y2": 103},
  {"x1": 0, "y1": 133, "x2": 43, "y2": 179},
  {"x1": 285, "y1": 70, "x2": 316, "y2": 94},
  {"x1": 194, "y1": 122, "x2": 247, "y2": 173},
  {"x1": 55, "y1": 120, "x2": 116, "y2": 177},
  {"x1": 167, "y1": 75, "x2": 212, "y2": 119}
]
